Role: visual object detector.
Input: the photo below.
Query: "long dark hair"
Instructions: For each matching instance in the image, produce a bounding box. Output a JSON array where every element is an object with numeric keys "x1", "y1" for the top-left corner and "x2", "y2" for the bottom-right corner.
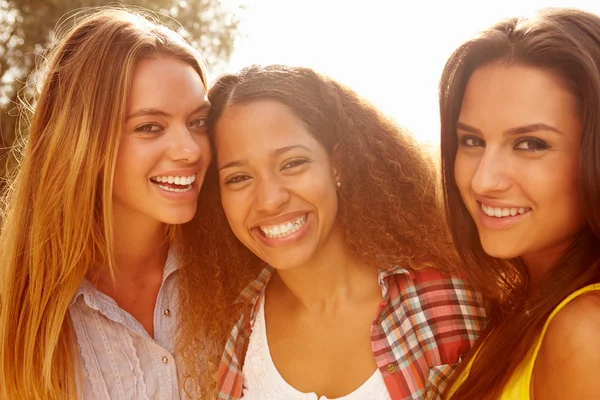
[
  {"x1": 439, "y1": 8, "x2": 600, "y2": 398},
  {"x1": 178, "y1": 64, "x2": 461, "y2": 396}
]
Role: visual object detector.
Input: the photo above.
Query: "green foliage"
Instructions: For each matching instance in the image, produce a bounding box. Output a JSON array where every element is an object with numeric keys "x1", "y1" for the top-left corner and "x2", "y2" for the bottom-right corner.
[{"x1": 0, "y1": 0, "x2": 243, "y2": 172}]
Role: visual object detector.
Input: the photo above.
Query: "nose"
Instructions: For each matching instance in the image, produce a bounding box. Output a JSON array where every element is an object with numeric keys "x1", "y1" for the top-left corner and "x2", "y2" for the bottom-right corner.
[
  {"x1": 254, "y1": 175, "x2": 290, "y2": 214},
  {"x1": 470, "y1": 148, "x2": 512, "y2": 195},
  {"x1": 167, "y1": 124, "x2": 206, "y2": 163}
]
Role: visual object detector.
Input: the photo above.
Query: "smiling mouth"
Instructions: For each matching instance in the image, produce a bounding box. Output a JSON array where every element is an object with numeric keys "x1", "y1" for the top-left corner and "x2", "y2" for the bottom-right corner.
[
  {"x1": 258, "y1": 214, "x2": 308, "y2": 239},
  {"x1": 150, "y1": 174, "x2": 196, "y2": 193},
  {"x1": 480, "y1": 202, "x2": 531, "y2": 218}
]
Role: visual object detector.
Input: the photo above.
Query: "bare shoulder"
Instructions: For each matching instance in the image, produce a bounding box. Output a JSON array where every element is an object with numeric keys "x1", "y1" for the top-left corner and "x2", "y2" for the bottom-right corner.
[{"x1": 533, "y1": 290, "x2": 600, "y2": 400}]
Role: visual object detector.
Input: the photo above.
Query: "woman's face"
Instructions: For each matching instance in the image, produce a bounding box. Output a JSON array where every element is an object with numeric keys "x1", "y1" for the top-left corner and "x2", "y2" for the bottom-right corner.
[
  {"x1": 215, "y1": 100, "x2": 341, "y2": 270},
  {"x1": 454, "y1": 63, "x2": 585, "y2": 272},
  {"x1": 113, "y1": 56, "x2": 211, "y2": 227}
]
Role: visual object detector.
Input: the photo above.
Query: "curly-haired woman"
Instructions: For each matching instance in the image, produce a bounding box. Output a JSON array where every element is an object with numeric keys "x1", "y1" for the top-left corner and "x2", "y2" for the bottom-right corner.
[{"x1": 178, "y1": 64, "x2": 487, "y2": 400}]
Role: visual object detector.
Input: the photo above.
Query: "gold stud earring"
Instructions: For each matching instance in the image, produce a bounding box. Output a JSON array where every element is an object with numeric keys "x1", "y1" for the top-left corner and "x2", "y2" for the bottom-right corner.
[{"x1": 336, "y1": 181, "x2": 341, "y2": 189}]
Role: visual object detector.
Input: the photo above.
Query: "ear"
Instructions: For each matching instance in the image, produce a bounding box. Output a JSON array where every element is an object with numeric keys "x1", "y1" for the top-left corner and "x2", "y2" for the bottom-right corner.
[
  {"x1": 331, "y1": 144, "x2": 342, "y2": 184},
  {"x1": 332, "y1": 167, "x2": 341, "y2": 185}
]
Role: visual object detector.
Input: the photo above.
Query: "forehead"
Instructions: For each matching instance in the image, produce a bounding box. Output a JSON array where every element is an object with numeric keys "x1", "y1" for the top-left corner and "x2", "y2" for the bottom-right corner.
[
  {"x1": 215, "y1": 100, "x2": 318, "y2": 154},
  {"x1": 459, "y1": 63, "x2": 580, "y2": 132},
  {"x1": 128, "y1": 57, "x2": 207, "y2": 108}
]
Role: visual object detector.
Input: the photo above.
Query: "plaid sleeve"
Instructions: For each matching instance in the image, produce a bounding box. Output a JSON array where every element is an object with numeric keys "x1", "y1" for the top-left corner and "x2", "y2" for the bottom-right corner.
[
  {"x1": 377, "y1": 268, "x2": 487, "y2": 400},
  {"x1": 412, "y1": 270, "x2": 486, "y2": 398},
  {"x1": 216, "y1": 267, "x2": 273, "y2": 399},
  {"x1": 425, "y1": 364, "x2": 456, "y2": 400},
  {"x1": 216, "y1": 313, "x2": 247, "y2": 399}
]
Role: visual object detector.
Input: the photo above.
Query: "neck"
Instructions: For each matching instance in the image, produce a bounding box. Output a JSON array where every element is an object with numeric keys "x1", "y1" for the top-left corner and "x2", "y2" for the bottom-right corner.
[
  {"x1": 522, "y1": 241, "x2": 572, "y2": 280},
  {"x1": 89, "y1": 205, "x2": 169, "y2": 283},
  {"x1": 272, "y1": 226, "x2": 380, "y2": 313}
]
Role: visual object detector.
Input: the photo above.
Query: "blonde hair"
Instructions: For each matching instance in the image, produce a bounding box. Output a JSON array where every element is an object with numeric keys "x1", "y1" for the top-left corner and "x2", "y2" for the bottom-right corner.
[{"x1": 0, "y1": 8, "x2": 207, "y2": 399}]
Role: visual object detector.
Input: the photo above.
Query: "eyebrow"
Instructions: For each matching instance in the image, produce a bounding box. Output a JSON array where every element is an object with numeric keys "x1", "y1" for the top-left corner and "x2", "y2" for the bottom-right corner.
[
  {"x1": 218, "y1": 144, "x2": 313, "y2": 171},
  {"x1": 504, "y1": 123, "x2": 562, "y2": 135},
  {"x1": 456, "y1": 122, "x2": 562, "y2": 135},
  {"x1": 269, "y1": 144, "x2": 312, "y2": 157},
  {"x1": 125, "y1": 101, "x2": 211, "y2": 121}
]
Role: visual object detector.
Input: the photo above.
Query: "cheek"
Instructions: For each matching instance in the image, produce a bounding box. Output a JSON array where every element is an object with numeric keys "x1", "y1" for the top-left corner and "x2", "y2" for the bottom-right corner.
[
  {"x1": 114, "y1": 138, "x2": 159, "y2": 174},
  {"x1": 113, "y1": 142, "x2": 138, "y2": 186},
  {"x1": 195, "y1": 134, "x2": 212, "y2": 166},
  {"x1": 308, "y1": 178, "x2": 339, "y2": 219},
  {"x1": 220, "y1": 191, "x2": 249, "y2": 236},
  {"x1": 526, "y1": 157, "x2": 582, "y2": 216},
  {"x1": 453, "y1": 153, "x2": 475, "y2": 199}
]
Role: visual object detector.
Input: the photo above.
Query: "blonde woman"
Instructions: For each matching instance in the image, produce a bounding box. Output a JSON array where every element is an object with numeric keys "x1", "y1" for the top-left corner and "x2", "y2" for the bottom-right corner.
[{"x1": 0, "y1": 9, "x2": 214, "y2": 399}]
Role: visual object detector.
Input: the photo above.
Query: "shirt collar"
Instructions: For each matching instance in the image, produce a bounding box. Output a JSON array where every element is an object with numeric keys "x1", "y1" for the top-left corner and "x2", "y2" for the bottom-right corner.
[
  {"x1": 233, "y1": 266, "x2": 274, "y2": 306},
  {"x1": 378, "y1": 265, "x2": 412, "y2": 302}
]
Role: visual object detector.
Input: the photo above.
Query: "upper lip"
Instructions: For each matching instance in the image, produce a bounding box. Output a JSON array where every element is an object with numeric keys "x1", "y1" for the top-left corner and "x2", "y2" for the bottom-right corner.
[
  {"x1": 150, "y1": 169, "x2": 198, "y2": 178},
  {"x1": 252, "y1": 211, "x2": 309, "y2": 228},
  {"x1": 475, "y1": 197, "x2": 530, "y2": 209}
]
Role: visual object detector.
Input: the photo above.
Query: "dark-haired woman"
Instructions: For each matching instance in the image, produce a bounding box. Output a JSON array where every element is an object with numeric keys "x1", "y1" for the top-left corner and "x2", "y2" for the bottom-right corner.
[{"x1": 440, "y1": 8, "x2": 600, "y2": 400}]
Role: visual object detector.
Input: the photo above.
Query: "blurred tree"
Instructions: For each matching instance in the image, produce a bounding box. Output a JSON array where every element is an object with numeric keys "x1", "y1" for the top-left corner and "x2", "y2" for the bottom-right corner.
[{"x1": 0, "y1": 0, "x2": 243, "y2": 175}]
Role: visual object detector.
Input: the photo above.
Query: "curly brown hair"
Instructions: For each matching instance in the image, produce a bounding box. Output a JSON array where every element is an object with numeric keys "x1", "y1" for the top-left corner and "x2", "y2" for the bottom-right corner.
[{"x1": 175, "y1": 64, "x2": 460, "y2": 397}]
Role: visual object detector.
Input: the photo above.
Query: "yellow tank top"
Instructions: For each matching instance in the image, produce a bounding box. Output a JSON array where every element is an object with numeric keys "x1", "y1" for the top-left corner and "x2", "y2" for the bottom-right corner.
[{"x1": 448, "y1": 283, "x2": 600, "y2": 399}]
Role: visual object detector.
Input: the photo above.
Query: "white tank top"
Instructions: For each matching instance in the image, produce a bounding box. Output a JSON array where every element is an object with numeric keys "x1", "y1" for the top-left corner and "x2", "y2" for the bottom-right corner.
[{"x1": 240, "y1": 296, "x2": 391, "y2": 400}]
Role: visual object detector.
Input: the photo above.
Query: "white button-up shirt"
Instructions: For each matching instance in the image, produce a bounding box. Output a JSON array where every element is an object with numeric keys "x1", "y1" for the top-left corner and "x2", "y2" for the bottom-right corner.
[{"x1": 69, "y1": 250, "x2": 184, "y2": 399}]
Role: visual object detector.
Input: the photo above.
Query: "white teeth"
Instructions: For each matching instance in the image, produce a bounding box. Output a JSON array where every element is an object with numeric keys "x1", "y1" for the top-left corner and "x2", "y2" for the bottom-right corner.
[
  {"x1": 259, "y1": 214, "x2": 307, "y2": 239},
  {"x1": 156, "y1": 184, "x2": 193, "y2": 193},
  {"x1": 481, "y1": 203, "x2": 530, "y2": 218},
  {"x1": 151, "y1": 174, "x2": 196, "y2": 187}
]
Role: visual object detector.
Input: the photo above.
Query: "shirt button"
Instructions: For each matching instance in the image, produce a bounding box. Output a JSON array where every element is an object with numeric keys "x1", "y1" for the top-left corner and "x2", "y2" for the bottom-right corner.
[
  {"x1": 164, "y1": 309, "x2": 171, "y2": 316},
  {"x1": 162, "y1": 356, "x2": 169, "y2": 364},
  {"x1": 386, "y1": 363, "x2": 397, "y2": 374}
]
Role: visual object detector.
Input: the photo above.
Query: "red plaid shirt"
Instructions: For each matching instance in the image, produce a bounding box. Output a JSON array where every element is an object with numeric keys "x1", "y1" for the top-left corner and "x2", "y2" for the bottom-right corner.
[{"x1": 216, "y1": 265, "x2": 486, "y2": 400}]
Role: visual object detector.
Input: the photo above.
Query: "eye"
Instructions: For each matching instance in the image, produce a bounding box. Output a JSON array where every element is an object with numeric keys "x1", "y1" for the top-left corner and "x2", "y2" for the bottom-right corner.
[
  {"x1": 458, "y1": 135, "x2": 485, "y2": 148},
  {"x1": 224, "y1": 175, "x2": 251, "y2": 185},
  {"x1": 281, "y1": 159, "x2": 310, "y2": 170},
  {"x1": 134, "y1": 123, "x2": 163, "y2": 133},
  {"x1": 189, "y1": 117, "x2": 207, "y2": 130},
  {"x1": 514, "y1": 138, "x2": 550, "y2": 152}
]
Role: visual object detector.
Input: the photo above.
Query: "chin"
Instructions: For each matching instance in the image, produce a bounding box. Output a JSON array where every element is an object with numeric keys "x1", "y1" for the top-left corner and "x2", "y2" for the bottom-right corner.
[
  {"x1": 160, "y1": 209, "x2": 197, "y2": 225},
  {"x1": 267, "y1": 254, "x2": 311, "y2": 272},
  {"x1": 480, "y1": 240, "x2": 522, "y2": 260},
  {"x1": 271, "y1": 262, "x2": 302, "y2": 272}
]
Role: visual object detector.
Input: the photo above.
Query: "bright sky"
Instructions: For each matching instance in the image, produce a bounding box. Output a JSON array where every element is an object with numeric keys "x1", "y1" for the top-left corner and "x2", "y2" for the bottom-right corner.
[{"x1": 223, "y1": 0, "x2": 600, "y2": 145}]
